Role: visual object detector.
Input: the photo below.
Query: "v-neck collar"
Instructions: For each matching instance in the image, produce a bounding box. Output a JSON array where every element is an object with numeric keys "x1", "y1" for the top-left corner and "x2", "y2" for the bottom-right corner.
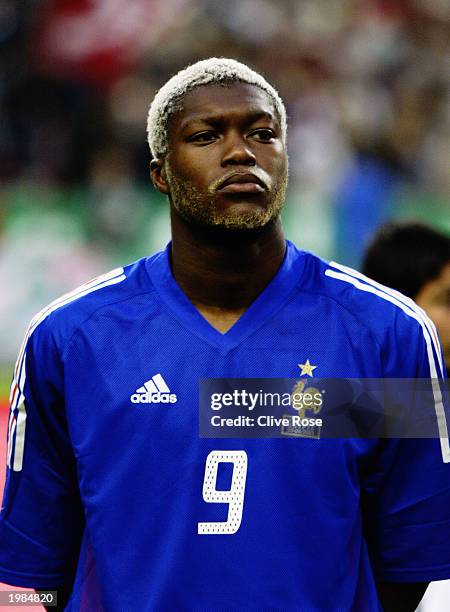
[{"x1": 145, "y1": 240, "x2": 305, "y2": 354}]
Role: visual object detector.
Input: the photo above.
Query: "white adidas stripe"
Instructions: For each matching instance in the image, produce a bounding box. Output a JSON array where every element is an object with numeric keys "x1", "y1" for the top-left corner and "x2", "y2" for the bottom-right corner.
[
  {"x1": 329, "y1": 261, "x2": 444, "y2": 375},
  {"x1": 7, "y1": 267, "x2": 126, "y2": 471},
  {"x1": 7, "y1": 350, "x2": 25, "y2": 457},
  {"x1": 325, "y1": 267, "x2": 449, "y2": 462},
  {"x1": 152, "y1": 374, "x2": 170, "y2": 393},
  {"x1": 12, "y1": 403, "x2": 27, "y2": 472},
  {"x1": 7, "y1": 419, "x2": 16, "y2": 468},
  {"x1": 7, "y1": 349, "x2": 26, "y2": 467}
]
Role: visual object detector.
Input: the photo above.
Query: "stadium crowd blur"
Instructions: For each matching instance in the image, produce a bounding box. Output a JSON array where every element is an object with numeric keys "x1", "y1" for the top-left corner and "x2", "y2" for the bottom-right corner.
[{"x1": 0, "y1": 0, "x2": 449, "y2": 367}]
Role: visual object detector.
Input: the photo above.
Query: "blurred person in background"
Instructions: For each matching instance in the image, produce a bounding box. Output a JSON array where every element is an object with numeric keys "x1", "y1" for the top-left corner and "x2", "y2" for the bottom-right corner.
[
  {"x1": 363, "y1": 221, "x2": 450, "y2": 612},
  {"x1": 363, "y1": 222, "x2": 450, "y2": 376},
  {"x1": 0, "y1": 57, "x2": 449, "y2": 612}
]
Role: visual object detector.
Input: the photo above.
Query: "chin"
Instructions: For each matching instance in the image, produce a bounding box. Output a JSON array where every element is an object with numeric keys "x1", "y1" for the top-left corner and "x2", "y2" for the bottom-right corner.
[
  {"x1": 210, "y1": 210, "x2": 278, "y2": 230},
  {"x1": 174, "y1": 194, "x2": 283, "y2": 232}
]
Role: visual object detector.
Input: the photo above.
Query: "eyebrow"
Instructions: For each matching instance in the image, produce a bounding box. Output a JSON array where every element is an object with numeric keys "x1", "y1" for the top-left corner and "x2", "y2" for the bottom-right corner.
[{"x1": 179, "y1": 111, "x2": 277, "y2": 132}]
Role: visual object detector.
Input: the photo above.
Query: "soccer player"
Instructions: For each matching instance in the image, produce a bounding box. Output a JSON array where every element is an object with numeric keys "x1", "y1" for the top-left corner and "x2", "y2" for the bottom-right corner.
[
  {"x1": 1, "y1": 58, "x2": 449, "y2": 611},
  {"x1": 363, "y1": 222, "x2": 450, "y2": 376}
]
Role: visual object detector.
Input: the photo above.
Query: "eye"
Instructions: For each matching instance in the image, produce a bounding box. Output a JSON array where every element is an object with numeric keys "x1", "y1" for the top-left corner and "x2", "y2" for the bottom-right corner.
[
  {"x1": 250, "y1": 128, "x2": 276, "y2": 142},
  {"x1": 187, "y1": 131, "x2": 217, "y2": 144}
]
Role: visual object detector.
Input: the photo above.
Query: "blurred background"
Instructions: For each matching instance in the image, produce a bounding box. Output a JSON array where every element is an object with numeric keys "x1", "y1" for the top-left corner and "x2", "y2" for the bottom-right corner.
[{"x1": 0, "y1": 0, "x2": 448, "y2": 607}]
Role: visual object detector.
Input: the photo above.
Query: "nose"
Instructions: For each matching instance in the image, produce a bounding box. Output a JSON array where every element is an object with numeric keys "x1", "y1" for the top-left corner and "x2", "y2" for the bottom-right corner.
[{"x1": 221, "y1": 131, "x2": 256, "y2": 167}]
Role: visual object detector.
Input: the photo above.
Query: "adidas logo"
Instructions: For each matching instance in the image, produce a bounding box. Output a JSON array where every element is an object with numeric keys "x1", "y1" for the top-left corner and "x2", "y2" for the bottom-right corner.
[{"x1": 131, "y1": 374, "x2": 177, "y2": 404}]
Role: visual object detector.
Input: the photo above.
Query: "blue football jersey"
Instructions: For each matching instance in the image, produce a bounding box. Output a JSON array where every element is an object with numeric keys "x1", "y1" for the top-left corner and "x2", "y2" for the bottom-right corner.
[{"x1": 1, "y1": 240, "x2": 450, "y2": 611}]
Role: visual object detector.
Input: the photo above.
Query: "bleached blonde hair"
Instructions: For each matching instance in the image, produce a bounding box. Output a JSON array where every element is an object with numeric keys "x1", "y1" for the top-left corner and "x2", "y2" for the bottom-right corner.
[{"x1": 146, "y1": 57, "x2": 287, "y2": 158}]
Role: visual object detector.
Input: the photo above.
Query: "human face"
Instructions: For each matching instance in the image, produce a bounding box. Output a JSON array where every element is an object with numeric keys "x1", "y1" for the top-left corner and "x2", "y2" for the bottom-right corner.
[
  {"x1": 415, "y1": 262, "x2": 450, "y2": 370},
  {"x1": 152, "y1": 82, "x2": 288, "y2": 230}
]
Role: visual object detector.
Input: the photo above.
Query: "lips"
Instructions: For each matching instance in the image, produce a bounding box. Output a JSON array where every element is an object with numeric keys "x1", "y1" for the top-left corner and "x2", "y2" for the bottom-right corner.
[{"x1": 217, "y1": 173, "x2": 266, "y2": 194}]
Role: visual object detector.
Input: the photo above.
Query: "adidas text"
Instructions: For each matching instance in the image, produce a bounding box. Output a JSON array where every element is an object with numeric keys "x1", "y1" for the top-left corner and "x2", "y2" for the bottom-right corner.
[{"x1": 131, "y1": 392, "x2": 177, "y2": 404}]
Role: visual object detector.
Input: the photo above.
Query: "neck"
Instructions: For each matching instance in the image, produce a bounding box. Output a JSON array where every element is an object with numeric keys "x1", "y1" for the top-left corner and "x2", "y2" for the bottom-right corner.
[{"x1": 170, "y1": 208, "x2": 286, "y2": 311}]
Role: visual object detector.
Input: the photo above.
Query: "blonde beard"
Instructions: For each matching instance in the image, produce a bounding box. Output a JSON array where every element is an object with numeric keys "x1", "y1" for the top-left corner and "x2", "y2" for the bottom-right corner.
[{"x1": 165, "y1": 165, "x2": 288, "y2": 230}]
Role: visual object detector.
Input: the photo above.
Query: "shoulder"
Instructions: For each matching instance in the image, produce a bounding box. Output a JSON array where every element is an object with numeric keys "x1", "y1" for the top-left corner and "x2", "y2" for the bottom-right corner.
[
  {"x1": 20, "y1": 254, "x2": 160, "y2": 355},
  {"x1": 297, "y1": 249, "x2": 443, "y2": 376},
  {"x1": 8, "y1": 255, "x2": 163, "y2": 426}
]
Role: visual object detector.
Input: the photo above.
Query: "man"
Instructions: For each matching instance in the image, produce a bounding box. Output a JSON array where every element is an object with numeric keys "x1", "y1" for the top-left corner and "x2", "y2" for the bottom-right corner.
[
  {"x1": 0, "y1": 58, "x2": 449, "y2": 611},
  {"x1": 363, "y1": 222, "x2": 450, "y2": 375}
]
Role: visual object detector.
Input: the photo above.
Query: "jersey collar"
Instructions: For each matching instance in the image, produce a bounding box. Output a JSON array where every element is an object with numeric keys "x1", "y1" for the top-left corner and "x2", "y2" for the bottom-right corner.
[{"x1": 146, "y1": 240, "x2": 305, "y2": 354}]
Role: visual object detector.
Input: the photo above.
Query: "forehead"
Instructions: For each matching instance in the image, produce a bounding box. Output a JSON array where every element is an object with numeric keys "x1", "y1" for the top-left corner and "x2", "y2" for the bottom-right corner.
[{"x1": 169, "y1": 82, "x2": 278, "y2": 133}]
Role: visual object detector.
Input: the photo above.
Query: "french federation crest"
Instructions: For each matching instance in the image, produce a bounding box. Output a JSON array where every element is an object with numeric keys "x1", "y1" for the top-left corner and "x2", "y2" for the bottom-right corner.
[{"x1": 281, "y1": 378, "x2": 323, "y2": 439}]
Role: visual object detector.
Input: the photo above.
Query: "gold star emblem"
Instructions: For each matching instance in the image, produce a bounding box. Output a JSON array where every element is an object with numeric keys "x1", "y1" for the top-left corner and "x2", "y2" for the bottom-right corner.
[{"x1": 298, "y1": 359, "x2": 317, "y2": 377}]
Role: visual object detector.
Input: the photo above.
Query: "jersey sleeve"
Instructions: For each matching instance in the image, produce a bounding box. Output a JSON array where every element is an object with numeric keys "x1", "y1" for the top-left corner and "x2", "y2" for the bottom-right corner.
[
  {"x1": 0, "y1": 314, "x2": 84, "y2": 589},
  {"x1": 362, "y1": 312, "x2": 450, "y2": 583}
]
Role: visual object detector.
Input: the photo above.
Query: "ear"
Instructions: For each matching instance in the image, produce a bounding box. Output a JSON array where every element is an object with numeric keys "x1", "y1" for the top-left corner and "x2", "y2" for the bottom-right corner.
[{"x1": 150, "y1": 158, "x2": 169, "y2": 195}]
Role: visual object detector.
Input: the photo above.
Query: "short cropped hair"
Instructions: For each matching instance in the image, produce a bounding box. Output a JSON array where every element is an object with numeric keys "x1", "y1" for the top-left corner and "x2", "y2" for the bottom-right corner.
[
  {"x1": 362, "y1": 222, "x2": 450, "y2": 299},
  {"x1": 147, "y1": 57, "x2": 287, "y2": 159}
]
